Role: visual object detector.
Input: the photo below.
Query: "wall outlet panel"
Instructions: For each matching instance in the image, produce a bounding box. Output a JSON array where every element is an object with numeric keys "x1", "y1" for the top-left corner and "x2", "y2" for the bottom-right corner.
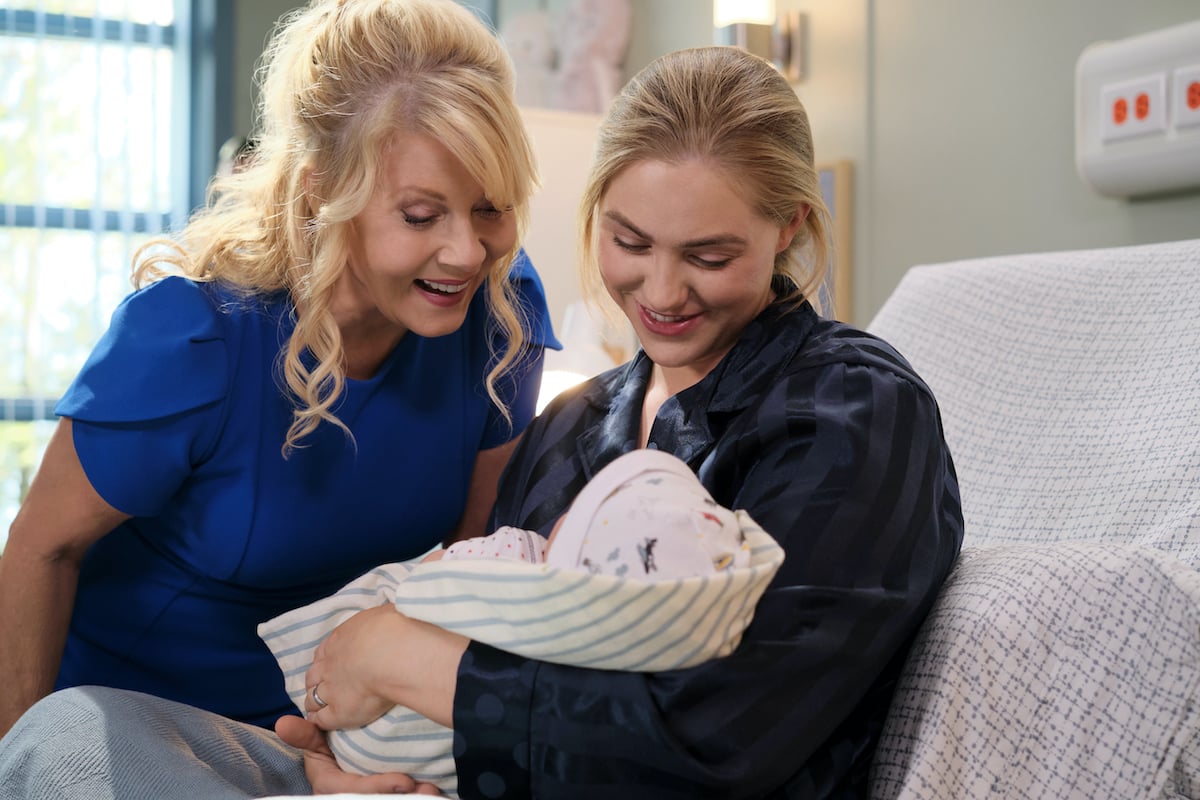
[
  {"x1": 1076, "y1": 20, "x2": 1200, "y2": 198},
  {"x1": 1174, "y1": 64, "x2": 1200, "y2": 130}
]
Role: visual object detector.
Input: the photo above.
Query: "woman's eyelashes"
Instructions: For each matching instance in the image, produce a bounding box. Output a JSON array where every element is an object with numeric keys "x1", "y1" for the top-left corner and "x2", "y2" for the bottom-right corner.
[
  {"x1": 691, "y1": 253, "x2": 731, "y2": 269},
  {"x1": 401, "y1": 201, "x2": 440, "y2": 226},
  {"x1": 401, "y1": 203, "x2": 506, "y2": 228},
  {"x1": 612, "y1": 235, "x2": 732, "y2": 268},
  {"x1": 403, "y1": 211, "x2": 437, "y2": 227},
  {"x1": 473, "y1": 204, "x2": 505, "y2": 221},
  {"x1": 613, "y1": 235, "x2": 649, "y2": 254}
]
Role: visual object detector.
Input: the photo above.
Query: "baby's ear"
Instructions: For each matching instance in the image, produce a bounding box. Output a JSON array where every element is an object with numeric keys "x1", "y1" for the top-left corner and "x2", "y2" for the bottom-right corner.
[{"x1": 545, "y1": 513, "x2": 568, "y2": 546}]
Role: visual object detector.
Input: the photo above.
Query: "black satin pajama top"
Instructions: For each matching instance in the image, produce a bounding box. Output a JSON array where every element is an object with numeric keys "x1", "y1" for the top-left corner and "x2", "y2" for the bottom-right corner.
[{"x1": 452, "y1": 286, "x2": 964, "y2": 799}]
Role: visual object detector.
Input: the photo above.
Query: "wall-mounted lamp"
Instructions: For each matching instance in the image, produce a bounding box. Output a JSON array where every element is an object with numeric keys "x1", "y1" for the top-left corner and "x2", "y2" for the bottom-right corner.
[{"x1": 713, "y1": 0, "x2": 806, "y2": 83}]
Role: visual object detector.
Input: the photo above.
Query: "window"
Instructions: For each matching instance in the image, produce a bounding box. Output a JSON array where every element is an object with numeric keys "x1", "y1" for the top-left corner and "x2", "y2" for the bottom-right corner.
[{"x1": 0, "y1": 1, "x2": 191, "y2": 550}]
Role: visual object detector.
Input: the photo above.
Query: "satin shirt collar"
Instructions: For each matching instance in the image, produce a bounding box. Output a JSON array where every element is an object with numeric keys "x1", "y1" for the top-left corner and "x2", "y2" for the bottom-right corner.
[{"x1": 577, "y1": 277, "x2": 819, "y2": 479}]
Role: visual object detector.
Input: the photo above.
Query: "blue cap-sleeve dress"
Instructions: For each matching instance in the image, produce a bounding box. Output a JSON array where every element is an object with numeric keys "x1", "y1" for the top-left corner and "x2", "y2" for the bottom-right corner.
[{"x1": 52, "y1": 252, "x2": 559, "y2": 728}]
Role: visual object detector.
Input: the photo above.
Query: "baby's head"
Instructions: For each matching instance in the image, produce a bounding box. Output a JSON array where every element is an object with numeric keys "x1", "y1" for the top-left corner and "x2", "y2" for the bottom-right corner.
[{"x1": 546, "y1": 450, "x2": 749, "y2": 580}]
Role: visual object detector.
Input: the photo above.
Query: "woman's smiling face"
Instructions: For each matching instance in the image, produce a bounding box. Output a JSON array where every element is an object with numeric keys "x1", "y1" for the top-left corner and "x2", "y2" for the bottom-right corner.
[
  {"x1": 597, "y1": 158, "x2": 804, "y2": 389},
  {"x1": 336, "y1": 131, "x2": 516, "y2": 341}
]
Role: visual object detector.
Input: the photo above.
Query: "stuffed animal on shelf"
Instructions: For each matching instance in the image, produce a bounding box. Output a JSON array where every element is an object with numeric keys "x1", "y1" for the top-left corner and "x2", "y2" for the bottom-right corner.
[
  {"x1": 500, "y1": 9, "x2": 557, "y2": 109},
  {"x1": 548, "y1": 0, "x2": 632, "y2": 113}
]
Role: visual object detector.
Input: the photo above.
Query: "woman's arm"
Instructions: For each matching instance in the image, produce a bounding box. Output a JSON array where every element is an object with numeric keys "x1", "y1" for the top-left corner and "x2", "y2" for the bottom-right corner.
[
  {"x1": 449, "y1": 362, "x2": 964, "y2": 798},
  {"x1": 292, "y1": 438, "x2": 517, "y2": 724},
  {"x1": 302, "y1": 604, "x2": 466, "y2": 729},
  {"x1": 444, "y1": 437, "x2": 521, "y2": 546},
  {"x1": 275, "y1": 439, "x2": 520, "y2": 793},
  {"x1": 0, "y1": 419, "x2": 130, "y2": 736},
  {"x1": 278, "y1": 437, "x2": 516, "y2": 728}
]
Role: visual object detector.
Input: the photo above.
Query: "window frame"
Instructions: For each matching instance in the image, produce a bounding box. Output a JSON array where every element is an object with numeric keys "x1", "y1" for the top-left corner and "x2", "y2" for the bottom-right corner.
[{"x1": 0, "y1": 0, "x2": 234, "y2": 423}]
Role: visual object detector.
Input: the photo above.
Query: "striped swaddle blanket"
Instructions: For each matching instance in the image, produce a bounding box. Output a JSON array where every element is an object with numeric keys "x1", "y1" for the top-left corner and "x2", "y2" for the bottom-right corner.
[{"x1": 258, "y1": 512, "x2": 784, "y2": 795}]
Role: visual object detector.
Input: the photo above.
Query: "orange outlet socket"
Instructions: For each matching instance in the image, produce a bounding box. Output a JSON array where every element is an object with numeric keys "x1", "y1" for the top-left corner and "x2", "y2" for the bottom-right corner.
[
  {"x1": 1174, "y1": 65, "x2": 1200, "y2": 129},
  {"x1": 1112, "y1": 97, "x2": 1128, "y2": 124},
  {"x1": 1135, "y1": 92, "x2": 1150, "y2": 120},
  {"x1": 1100, "y1": 73, "x2": 1167, "y2": 142}
]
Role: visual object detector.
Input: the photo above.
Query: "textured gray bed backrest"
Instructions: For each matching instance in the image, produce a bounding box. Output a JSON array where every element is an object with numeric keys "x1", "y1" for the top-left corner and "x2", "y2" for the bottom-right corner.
[{"x1": 866, "y1": 239, "x2": 1200, "y2": 565}]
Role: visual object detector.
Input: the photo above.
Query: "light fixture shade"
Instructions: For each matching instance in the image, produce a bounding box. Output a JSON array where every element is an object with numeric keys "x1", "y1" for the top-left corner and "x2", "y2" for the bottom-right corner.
[{"x1": 713, "y1": 0, "x2": 775, "y2": 28}]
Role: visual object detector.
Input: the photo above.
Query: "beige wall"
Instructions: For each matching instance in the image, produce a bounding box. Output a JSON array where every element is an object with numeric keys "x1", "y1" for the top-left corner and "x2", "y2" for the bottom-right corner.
[
  {"x1": 232, "y1": 3, "x2": 290, "y2": 138},
  {"x1": 232, "y1": 1, "x2": 1200, "y2": 326}
]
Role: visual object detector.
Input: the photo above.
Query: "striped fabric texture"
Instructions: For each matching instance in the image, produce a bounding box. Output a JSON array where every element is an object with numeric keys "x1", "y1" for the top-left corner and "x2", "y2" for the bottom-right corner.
[{"x1": 258, "y1": 514, "x2": 783, "y2": 790}]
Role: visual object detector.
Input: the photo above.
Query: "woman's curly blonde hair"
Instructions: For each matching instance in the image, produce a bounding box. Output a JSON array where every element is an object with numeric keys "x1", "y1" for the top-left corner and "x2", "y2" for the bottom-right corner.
[{"x1": 134, "y1": 0, "x2": 538, "y2": 456}]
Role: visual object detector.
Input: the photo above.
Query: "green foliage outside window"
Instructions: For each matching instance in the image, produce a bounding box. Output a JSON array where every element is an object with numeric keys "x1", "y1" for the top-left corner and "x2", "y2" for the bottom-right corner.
[{"x1": 0, "y1": 1, "x2": 181, "y2": 553}]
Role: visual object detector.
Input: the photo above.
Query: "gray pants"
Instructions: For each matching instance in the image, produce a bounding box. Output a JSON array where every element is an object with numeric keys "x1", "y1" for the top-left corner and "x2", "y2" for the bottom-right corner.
[{"x1": 0, "y1": 686, "x2": 311, "y2": 800}]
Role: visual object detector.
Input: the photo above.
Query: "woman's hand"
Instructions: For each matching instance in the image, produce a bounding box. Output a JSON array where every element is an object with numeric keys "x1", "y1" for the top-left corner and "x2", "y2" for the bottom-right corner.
[
  {"x1": 302, "y1": 604, "x2": 469, "y2": 729},
  {"x1": 275, "y1": 714, "x2": 443, "y2": 795},
  {"x1": 302, "y1": 604, "x2": 400, "y2": 729}
]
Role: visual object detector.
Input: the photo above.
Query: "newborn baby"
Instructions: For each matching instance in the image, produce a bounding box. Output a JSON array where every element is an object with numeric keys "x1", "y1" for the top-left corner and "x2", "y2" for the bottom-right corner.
[{"x1": 259, "y1": 449, "x2": 784, "y2": 794}]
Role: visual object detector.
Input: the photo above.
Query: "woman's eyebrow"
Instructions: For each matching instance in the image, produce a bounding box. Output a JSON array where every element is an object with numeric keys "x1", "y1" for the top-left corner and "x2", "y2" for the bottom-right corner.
[
  {"x1": 603, "y1": 210, "x2": 747, "y2": 249},
  {"x1": 603, "y1": 210, "x2": 651, "y2": 240},
  {"x1": 679, "y1": 233, "x2": 747, "y2": 249},
  {"x1": 396, "y1": 185, "x2": 448, "y2": 202}
]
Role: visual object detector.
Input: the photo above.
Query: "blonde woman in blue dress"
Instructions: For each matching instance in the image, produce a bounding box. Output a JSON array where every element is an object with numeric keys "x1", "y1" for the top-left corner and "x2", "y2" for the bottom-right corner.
[{"x1": 0, "y1": 2, "x2": 556, "y2": 795}]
